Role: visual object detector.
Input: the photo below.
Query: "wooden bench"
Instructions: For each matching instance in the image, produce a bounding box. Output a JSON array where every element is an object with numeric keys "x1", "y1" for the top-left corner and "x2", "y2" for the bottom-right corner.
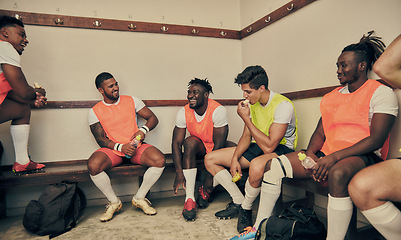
[{"x1": 0, "y1": 154, "x2": 205, "y2": 218}]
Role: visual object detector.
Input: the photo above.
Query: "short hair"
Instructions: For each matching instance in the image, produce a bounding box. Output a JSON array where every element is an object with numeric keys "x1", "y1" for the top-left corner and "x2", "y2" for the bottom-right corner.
[
  {"x1": 188, "y1": 78, "x2": 213, "y2": 94},
  {"x1": 95, "y1": 72, "x2": 114, "y2": 88},
  {"x1": 342, "y1": 31, "x2": 386, "y2": 72},
  {"x1": 234, "y1": 65, "x2": 268, "y2": 89},
  {"x1": 0, "y1": 15, "x2": 24, "y2": 29}
]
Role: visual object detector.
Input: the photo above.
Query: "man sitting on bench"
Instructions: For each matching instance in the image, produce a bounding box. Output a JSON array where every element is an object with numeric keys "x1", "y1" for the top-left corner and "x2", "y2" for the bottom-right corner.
[
  {"x1": 87, "y1": 72, "x2": 165, "y2": 222},
  {"x1": 0, "y1": 16, "x2": 47, "y2": 175},
  {"x1": 235, "y1": 32, "x2": 398, "y2": 240}
]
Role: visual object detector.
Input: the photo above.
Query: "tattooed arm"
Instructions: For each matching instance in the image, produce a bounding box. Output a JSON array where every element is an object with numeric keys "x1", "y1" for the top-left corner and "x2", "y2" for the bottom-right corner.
[{"x1": 90, "y1": 122, "x2": 115, "y2": 149}]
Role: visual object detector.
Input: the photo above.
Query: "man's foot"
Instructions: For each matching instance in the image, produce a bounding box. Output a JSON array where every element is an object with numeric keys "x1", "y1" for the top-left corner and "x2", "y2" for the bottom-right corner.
[
  {"x1": 237, "y1": 206, "x2": 253, "y2": 233},
  {"x1": 196, "y1": 185, "x2": 211, "y2": 209},
  {"x1": 215, "y1": 202, "x2": 240, "y2": 219},
  {"x1": 132, "y1": 198, "x2": 157, "y2": 215},
  {"x1": 230, "y1": 226, "x2": 257, "y2": 240},
  {"x1": 182, "y1": 198, "x2": 197, "y2": 221},
  {"x1": 100, "y1": 200, "x2": 122, "y2": 222},
  {"x1": 12, "y1": 160, "x2": 45, "y2": 175}
]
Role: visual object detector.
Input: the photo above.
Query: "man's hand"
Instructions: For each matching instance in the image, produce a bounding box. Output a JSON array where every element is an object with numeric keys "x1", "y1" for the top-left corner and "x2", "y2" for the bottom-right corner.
[
  {"x1": 121, "y1": 143, "x2": 136, "y2": 156},
  {"x1": 313, "y1": 154, "x2": 336, "y2": 182},
  {"x1": 230, "y1": 157, "x2": 242, "y2": 178},
  {"x1": 174, "y1": 171, "x2": 186, "y2": 195},
  {"x1": 237, "y1": 100, "x2": 250, "y2": 120},
  {"x1": 34, "y1": 92, "x2": 47, "y2": 108}
]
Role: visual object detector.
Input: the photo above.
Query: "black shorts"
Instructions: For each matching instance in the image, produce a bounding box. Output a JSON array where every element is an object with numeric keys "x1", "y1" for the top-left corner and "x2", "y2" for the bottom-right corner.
[
  {"x1": 314, "y1": 150, "x2": 383, "y2": 167},
  {"x1": 242, "y1": 142, "x2": 294, "y2": 162}
]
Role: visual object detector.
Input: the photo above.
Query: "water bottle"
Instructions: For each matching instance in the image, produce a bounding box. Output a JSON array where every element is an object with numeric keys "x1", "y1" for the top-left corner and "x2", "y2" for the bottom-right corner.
[
  {"x1": 298, "y1": 153, "x2": 328, "y2": 187},
  {"x1": 125, "y1": 135, "x2": 142, "y2": 158}
]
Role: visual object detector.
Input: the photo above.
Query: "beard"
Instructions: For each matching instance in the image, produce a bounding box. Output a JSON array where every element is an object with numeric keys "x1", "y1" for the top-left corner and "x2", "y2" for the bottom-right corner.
[{"x1": 105, "y1": 91, "x2": 119, "y2": 101}]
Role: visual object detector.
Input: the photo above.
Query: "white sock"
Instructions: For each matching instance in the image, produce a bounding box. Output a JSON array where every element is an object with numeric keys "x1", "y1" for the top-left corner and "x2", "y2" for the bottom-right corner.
[
  {"x1": 134, "y1": 166, "x2": 164, "y2": 200},
  {"x1": 242, "y1": 179, "x2": 261, "y2": 210},
  {"x1": 327, "y1": 194, "x2": 353, "y2": 240},
  {"x1": 10, "y1": 124, "x2": 30, "y2": 165},
  {"x1": 90, "y1": 171, "x2": 119, "y2": 203},
  {"x1": 183, "y1": 168, "x2": 197, "y2": 201},
  {"x1": 214, "y1": 169, "x2": 244, "y2": 204},
  {"x1": 253, "y1": 180, "x2": 281, "y2": 228},
  {"x1": 362, "y1": 201, "x2": 401, "y2": 240}
]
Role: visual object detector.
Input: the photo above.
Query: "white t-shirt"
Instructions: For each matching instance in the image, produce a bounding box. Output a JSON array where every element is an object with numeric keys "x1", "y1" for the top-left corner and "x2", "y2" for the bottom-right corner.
[
  {"x1": 175, "y1": 104, "x2": 228, "y2": 129},
  {"x1": 338, "y1": 84, "x2": 398, "y2": 124},
  {"x1": 88, "y1": 96, "x2": 145, "y2": 125},
  {"x1": 0, "y1": 41, "x2": 21, "y2": 72}
]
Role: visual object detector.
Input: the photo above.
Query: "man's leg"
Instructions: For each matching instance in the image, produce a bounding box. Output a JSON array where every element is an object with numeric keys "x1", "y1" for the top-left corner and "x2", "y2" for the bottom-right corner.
[
  {"x1": 0, "y1": 99, "x2": 44, "y2": 174},
  {"x1": 88, "y1": 149, "x2": 122, "y2": 222},
  {"x1": 131, "y1": 144, "x2": 165, "y2": 215},
  {"x1": 205, "y1": 147, "x2": 248, "y2": 219},
  {"x1": 326, "y1": 156, "x2": 366, "y2": 240},
  {"x1": 349, "y1": 159, "x2": 401, "y2": 240}
]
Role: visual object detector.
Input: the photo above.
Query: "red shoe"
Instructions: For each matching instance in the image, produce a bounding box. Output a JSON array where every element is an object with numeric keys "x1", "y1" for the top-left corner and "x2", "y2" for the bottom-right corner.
[
  {"x1": 196, "y1": 185, "x2": 211, "y2": 209},
  {"x1": 182, "y1": 198, "x2": 197, "y2": 221},
  {"x1": 12, "y1": 160, "x2": 45, "y2": 175}
]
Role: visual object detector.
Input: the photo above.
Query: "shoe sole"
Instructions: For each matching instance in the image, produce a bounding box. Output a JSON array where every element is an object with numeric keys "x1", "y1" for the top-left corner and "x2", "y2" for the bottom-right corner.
[
  {"x1": 13, "y1": 168, "x2": 45, "y2": 176},
  {"x1": 216, "y1": 216, "x2": 235, "y2": 220},
  {"x1": 132, "y1": 202, "x2": 157, "y2": 215},
  {"x1": 100, "y1": 205, "x2": 122, "y2": 222}
]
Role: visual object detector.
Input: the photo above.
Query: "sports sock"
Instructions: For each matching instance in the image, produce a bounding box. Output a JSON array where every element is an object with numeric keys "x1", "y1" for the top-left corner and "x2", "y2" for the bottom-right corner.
[
  {"x1": 10, "y1": 124, "x2": 30, "y2": 165},
  {"x1": 214, "y1": 169, "x2": 244, "y2": 204},
  {"x1": 182, "y1": 168, "x2": 197, "y2": 201},
  {"x1": 242, "y1": 179, "x2": 261, "y2": 210},
  {"x1": 90, "y1": 171, "x2": 119, "y2": 203},
  {"x1": 253, "y1": 179, "x2": 281, "y2": 228},
  {"x1": 134, "y1": 166, "x2": 164, "y2": 200},
  {"x1": 362, "y1": 201, "x2": 401, "y2": 240},
  {"x1": 326, "y1": 194, "x2": 353, "y2": 240}
]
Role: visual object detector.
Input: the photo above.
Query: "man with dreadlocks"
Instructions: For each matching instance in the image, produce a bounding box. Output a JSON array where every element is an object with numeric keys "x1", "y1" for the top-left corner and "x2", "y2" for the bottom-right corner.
[
  {"x1": 348, "y1": 34, "x2": 401, "y2": 240},
  {"x1": 172, "y1": 78, "x2": 235, "y2": 221},
  {"x1": 205, "y1": 65, "x2": 298, "y2": 237},
  {"x1": 228, "y1": 32, "x2": 398, "y2": 240}
]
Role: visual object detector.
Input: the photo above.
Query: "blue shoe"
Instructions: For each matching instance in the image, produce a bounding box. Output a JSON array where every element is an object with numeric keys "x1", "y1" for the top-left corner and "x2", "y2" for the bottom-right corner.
[{"x1": 230, "y1": 226, "x2": 257, "y2": 240}]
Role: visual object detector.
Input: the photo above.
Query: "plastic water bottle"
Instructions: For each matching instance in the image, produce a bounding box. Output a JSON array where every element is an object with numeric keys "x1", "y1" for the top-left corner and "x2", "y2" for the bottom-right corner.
[
  {"x1": 298, "y1": 153, "x2": 328, "y2": 187},
  {"x1": 125, "y1": 135, "x2": 142, "y2": 158}
]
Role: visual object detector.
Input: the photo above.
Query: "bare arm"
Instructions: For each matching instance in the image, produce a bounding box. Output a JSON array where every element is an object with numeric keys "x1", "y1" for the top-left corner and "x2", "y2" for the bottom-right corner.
[
  {"x1": 171, "y1": 126, "x2": 186, "y2": 194},
  {"x1": 374, "y1": 34, "x2": 401, "y2": 88},
  {"x1": 134, "y1": 105, "x2": 159, "y2": 141},
  {"x1": 306, "y1": 118, "x2": 326, "y2": 160},
  {"x1": 212, "y1": 125, "x2": 229, "y2": 150},
  {"x1": 89, "y1": 122, "x2": 114, "y2": 149}
]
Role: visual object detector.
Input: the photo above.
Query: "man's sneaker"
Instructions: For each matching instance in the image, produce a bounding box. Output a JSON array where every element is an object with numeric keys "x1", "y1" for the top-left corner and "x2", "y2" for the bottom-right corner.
[
  {"x1": 100, "y1": 200, "x2": 122, "y2": 222},
  {"x1": 237, "y1": 206, "x2": 253, "y2": 233},
  {"x1": 132, "y1": 198, "x2": 157, "y2": 215},
  {"x1": 215, "y1": 202, "x2": 240, "y2": 219},
  {"x1": 196, "y1": 185, "x2": 211, "y2": 209},
  {"x1": 182, "y1": 198, "x2": 197, "y2": 221},
  {"x1": 12, "y1": 160, "x2": 45, "y2": 175},
  {"x1": 230, "y1": 226, "x2": 257, "y2": 240}
]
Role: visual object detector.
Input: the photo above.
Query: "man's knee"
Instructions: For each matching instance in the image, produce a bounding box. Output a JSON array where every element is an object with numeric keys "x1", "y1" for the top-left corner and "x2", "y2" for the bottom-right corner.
[
  {"x1": 88, "y1": 152, "x2": 109, "y2": 175},
  {"x1": 148, "y1": 153, "x2": 166, "y2": 168},
  {"x1": 328, "y1": 166, "x2": 355, "y2": 188},
  {"x1": 249, "y1": 159, "x2": 268, "y2": 180},
  {"x1": 182, "y1": 136, "x2": 201, "y2": 153}
]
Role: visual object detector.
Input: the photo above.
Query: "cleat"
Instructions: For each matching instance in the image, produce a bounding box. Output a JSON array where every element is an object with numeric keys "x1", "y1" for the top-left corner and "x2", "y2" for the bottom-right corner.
[
  {"x1": 215, "y1": 202, "x2": 240, "y2": 219},
  {"x1": 12, "y1": 160, "x2": 45, "y2": 175},
  {"x1": 100, "y1": 200, "x2": 122, "y2": 222},
  {"x1": 237, "y1": 206, "x2": 253, "y2": 233},
  {"x1": 230, "y1": 226, "x2": 257, "y2": 240},
  {"x1": 132, "y1": 198, "x2": 156, "y2": 215},
  {"x1": 196, "y1": 185, "x2": 211, "y2": 209},
  {"x1": 182, "y1": 198, "x2": 197, "y2": 221}
]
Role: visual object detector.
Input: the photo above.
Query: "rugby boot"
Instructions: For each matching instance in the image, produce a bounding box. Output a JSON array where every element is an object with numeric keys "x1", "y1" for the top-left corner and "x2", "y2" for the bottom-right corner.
[
  {"x1": 215, "y1": 201, "x2": 240, "y2": 219},
  {"x1": 182, "y1": 198, "x2": 197, "y2": 221},
  {"x1": 196, "y1": 185, "x2": 211, "y2": 209},
  {"x1": 132, "y1": 198, "x2": 157, "y2": 215},
  {"x1": 12, "y1": 160, "x2": 45, "y2": 175},
  {"x1": 230, "y1": 226, "x2": 257, "y2": 240},
  {"x1": 237, "y1": 206, "x2": 253, "y2": 233},
  {"x1": 100, "y1": 200, "x2": 122, "y2": 222}
]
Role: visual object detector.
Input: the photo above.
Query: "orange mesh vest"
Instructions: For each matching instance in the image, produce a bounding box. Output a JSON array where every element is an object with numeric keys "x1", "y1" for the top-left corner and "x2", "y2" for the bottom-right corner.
[
  {"x1": 0, "y1": 41, "x2": 13, "y2": 105},
  {"x1": 320, "y1": 79, "x2": 388, "y2": 159},
  {"x1": 185, "y1": 99, "x2": 221, "y2": 153},
  {"x1": 92, "y1": 95, "x2": 139, "y2": 156}
]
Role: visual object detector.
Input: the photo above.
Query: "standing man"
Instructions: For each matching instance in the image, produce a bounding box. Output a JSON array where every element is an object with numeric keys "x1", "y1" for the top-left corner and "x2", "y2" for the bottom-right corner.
[
  {"x1": 0, "y1": 16, "x2": 47, "y2": 175},
  {"x1": 232, "y1": 32, "x2": 398, "y2": 240},
  {"x1": 172, "y1": 78, "x2": 234, "y2": 221},
  {"x1": 204, "y1": 65, "x2": 297, "y2": 232},
  {"x1": 88, "y1": 72, "x2": 165, "y2": 222},
  {"x1": 348, "y1": 33, "x2": 401, "y2": 240}
]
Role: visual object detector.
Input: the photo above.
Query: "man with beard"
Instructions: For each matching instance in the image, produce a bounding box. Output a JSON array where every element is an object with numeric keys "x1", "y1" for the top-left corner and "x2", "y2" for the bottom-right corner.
[
  {"x1": 0, "y1": 16, "x2": 47, "y2": 175},
  {"x1": 88, "y1": 72, "x2": 165, "y2": 222},
  {"x1": 172, "y1": 78, "x2": 234, "y2": 221}
]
